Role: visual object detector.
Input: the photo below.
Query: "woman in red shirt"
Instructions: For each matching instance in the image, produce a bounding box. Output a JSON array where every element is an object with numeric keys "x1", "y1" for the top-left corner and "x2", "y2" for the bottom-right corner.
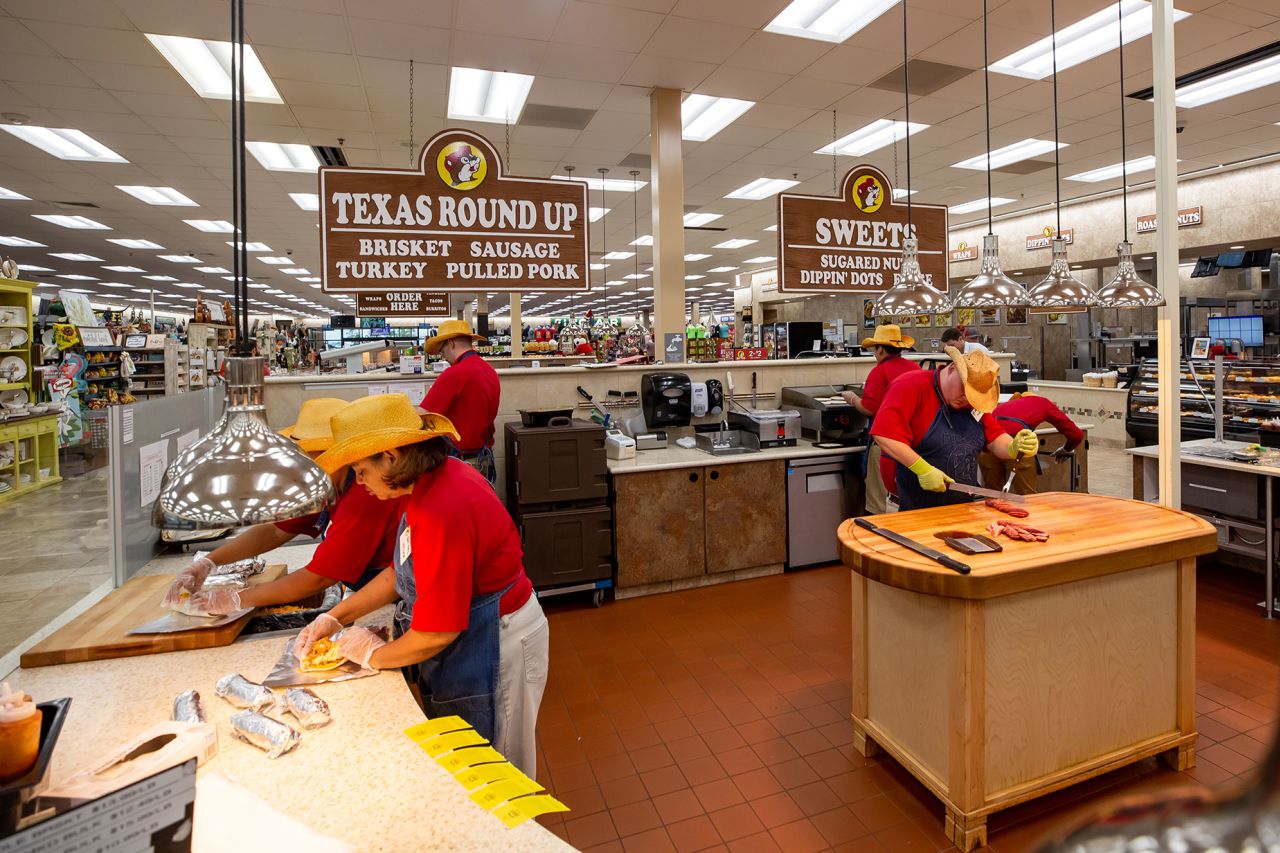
[{"x1": 295, "y1": 395, "x2": 548, "y2": 776}]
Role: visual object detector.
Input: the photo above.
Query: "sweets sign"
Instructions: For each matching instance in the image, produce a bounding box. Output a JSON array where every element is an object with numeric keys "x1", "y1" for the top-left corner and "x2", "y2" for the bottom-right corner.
[
  {"x1": 777, "y1": 165, "x2": 948, "y2": 294},
  {"x1": 319, "y1": 129, "x2": 590, "y2": 293}
]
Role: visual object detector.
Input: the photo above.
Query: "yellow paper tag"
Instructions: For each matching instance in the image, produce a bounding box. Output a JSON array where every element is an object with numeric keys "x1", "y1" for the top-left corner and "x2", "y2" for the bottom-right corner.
[
  {"x1": 403, "y1": 716, "x2": 471, "y2": 743},
  {"x1": 421, "y1": 728, "x2": 488, "y2": 757},
  {"x1": 492, "y1": 794, "x2": 569, "y2": 829},
  {"x1": 453, "y1": 762, "x2": 538, "y2": 792},
  {"x1": 469, "y1": 776, "x2": 544, "y2": 810},
  {"x1": 435, "y1": 745, "x2": 506, "y2": 772}
]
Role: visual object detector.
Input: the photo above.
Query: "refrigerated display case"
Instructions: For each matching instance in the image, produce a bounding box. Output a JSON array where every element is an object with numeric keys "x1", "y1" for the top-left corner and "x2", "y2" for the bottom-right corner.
[{"x1": 1125, "y1": 357, "x2": 1280, "y2": 445}]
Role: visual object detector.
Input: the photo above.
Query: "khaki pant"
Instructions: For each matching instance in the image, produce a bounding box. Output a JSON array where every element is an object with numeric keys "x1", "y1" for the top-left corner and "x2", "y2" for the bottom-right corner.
[
  {"x1": 864, "y1": 441, "x2": 891, "y2": 515},
  {"x1": 496, "y1": 594, "x2": 549, "y2": 779},
  {"x1": 979, "y1": 450, "x2": 1037, "y2": 495}
]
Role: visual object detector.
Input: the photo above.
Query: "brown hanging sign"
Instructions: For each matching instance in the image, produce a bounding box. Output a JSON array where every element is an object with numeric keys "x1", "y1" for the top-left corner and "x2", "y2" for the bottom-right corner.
[
  {"x1": 319, "y1": 128, "x2": 590, "y2": 293},
  {"x1": 777, "y1": 164, "x2": 948, "y2": 294}
]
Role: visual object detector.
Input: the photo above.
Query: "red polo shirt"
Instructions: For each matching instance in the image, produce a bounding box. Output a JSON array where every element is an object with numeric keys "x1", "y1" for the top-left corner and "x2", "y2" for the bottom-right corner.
[
  {"x1": 403, "y1": 458, "x2": 533, "y2": 633},
  {"x1": 871, "y1": 369, "x2": 1005, "y2": 451},
  {"x1": 275, "y1": 485, "x2": 407, "y2": 585},
  {"x1": 423, "y1": 352, "x2": 500, "y2": 452},
  {"x1": 860, "y1": 354, "x2": 921, "y2": 415},
  {"x1": 993, "y1": 394, "x2": 1085, "y2": 450}
]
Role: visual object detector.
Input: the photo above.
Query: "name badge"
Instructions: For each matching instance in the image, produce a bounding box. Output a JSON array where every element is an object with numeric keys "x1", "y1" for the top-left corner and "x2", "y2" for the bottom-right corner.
[
  {"x1": 399, "y1": 525, "x2": 412, "y2": 562},
  {"x1": 971, "y1": 409, "x2": 983, "y2": 422}
]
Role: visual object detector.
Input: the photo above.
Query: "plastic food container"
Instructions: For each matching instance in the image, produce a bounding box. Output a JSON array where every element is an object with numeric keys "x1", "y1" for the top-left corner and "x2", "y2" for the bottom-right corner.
[{"x1": 0, "y1": 684, "x2": 41, "y2": 785}]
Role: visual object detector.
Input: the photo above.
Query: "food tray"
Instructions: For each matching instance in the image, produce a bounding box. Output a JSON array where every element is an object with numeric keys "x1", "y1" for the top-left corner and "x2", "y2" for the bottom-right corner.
[{"x1": 0, "y1": 698, "x2": 72, "y2": 836}]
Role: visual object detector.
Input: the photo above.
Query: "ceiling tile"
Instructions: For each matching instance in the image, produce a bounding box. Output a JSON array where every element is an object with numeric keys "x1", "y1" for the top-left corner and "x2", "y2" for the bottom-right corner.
[
  {"x1": 642, "y1": 16, "x2": 754, "y2": 65},
  {"x1": 553, "y1": 1, "x2": 665, "y2": 52}
]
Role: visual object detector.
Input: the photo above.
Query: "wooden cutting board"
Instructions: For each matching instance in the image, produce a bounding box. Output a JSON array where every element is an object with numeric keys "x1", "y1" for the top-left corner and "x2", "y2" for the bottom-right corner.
[{"x1": 20, "y1": 564, "x2": 287, "y2": 668}]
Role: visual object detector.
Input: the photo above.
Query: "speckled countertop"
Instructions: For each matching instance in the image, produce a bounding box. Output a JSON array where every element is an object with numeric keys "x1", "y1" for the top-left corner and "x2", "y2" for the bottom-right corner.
[{"x1": 606, "y1": 437, "x2": 866, "y2": 475}]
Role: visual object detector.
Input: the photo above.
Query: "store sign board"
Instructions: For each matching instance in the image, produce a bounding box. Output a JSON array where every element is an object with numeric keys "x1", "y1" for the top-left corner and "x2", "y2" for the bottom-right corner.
[
  {"x1": 949, "y1": 241, "x2": 978, "y2": 263},
  {"x1": 355, "y1": 291, "x2": 450, "y2": 317},
  {"x1": 1136, "y1": 205, "x2": 1203, "y2": 234},
  {"x1": 777, "y1": 165, "x2": 947, "y2": 293},
  {"x1": 1025, "y1": 227, "x2": 1074, "y2": 251},
  {"x1": 319, "y1": 128, "x2": 590, "y2": 293}
]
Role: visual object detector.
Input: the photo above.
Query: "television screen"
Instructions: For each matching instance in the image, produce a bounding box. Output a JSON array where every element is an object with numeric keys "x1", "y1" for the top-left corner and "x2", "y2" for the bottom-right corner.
[
  {"x1": 330, "y1": 314, "x2": 355, "y2": 329},
  {"x1": 1216, "y1": 251, "x2": 1246, "y2": 268},
  {"x1": 1208, "y1": 314, "x2": 1264, "y2": 347},
  {"x1": 1191, "y1": 257, "x2": 1219, "y2": 278},
  {"x1": 1245, "y1": 249, "x2": 1273, "y2": 268}
]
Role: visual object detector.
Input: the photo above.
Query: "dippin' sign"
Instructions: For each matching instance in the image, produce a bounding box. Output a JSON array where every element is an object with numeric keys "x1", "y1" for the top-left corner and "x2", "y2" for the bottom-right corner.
[{"x1": 319, "y1": 129, "x2": 590, "y2": 292}]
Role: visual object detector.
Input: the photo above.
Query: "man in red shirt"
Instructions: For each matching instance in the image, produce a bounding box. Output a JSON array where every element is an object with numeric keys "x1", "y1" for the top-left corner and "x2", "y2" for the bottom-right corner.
[
  {"x1": 843, "y1": 324, "x2": 920, "y2": 514},
  {"x1": 423, "y1": 320, "x2": 500, "y2": 485},
  {"x1": 871, "y1": 347, "x2": 1039, "y2": 511},
  {"x1": 979, "y1": 392, "x2": 1084, "y2": 494}
]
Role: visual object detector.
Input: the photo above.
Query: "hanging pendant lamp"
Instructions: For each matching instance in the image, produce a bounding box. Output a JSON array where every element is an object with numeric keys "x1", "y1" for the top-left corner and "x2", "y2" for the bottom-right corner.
[
  {"x1": 1096, "y1": 0, "x2": 1164, "y2": 309},
  {"x1": 874, "y1": 0, "x2": 950, "y2": 316},
  {"x1": 1027, "y1": 0, "x2": 1094, "y2": 313},
  {"x1": 154, "y1": 0, "x2": 333, "y2": 530},
  {"x1": 952, "y1": 0, "x2": 1026, "y2": 309}
]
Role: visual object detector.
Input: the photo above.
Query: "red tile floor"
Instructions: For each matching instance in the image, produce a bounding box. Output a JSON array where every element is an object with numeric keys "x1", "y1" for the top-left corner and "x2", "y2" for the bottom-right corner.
[{"x1": 533, "y1": 562, "x2": 1280, "y2": 852}]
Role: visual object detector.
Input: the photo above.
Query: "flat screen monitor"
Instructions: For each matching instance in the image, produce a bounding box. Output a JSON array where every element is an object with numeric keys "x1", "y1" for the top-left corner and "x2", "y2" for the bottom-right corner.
[
  {"x1": 1216, "y1": 251, "x2": 1246, "y2": 268},
  {"x1": 1208, "y1": 314, "x2": 1264, "y2": 347},
  {"x1": 1191, "y1": 257, "x2": 1219, "y2": 278},
  {"x1": 1245, "y1": 249, "x2": 1273, "y2": 268},
  {"x1": 330, "y1": 314, "x2": 355, "y2": 329}
]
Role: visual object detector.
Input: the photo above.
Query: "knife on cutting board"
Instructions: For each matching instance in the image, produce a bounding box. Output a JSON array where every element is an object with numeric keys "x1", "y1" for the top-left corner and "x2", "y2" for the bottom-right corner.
[
  {"x1": 946, "y1": 482, "x2": 1027, "y2": 503},
  {"x1": 854, "y1": 517, "x2": 971, "y2": 575}
]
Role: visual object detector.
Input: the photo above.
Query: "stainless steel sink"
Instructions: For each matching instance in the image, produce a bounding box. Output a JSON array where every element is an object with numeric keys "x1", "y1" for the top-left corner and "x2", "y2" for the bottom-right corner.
[{"x1": 694, "y1": 429, "x2": 762, "y2": 456}]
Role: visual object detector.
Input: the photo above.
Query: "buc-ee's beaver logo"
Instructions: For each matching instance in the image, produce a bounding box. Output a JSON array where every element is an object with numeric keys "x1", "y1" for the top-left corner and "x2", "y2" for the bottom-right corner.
[
  {"x1": 852, "y1": 175, "x2": 885, "y2": 214},
  {"x1": 437, "y1": 142, "x2": 487, "y2": 190}
]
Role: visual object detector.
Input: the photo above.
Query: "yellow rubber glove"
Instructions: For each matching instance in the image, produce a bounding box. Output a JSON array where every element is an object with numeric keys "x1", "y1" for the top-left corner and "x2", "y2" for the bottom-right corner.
[
  {"x1": 1010, "y1": 429, "x2": 1039, "y2": 458},
  {"x1": 908, "y1": 458, "x2": 954, "y2": 493}
]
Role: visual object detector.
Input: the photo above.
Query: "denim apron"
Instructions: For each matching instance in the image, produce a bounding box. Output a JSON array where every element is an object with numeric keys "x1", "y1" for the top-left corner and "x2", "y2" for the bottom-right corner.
[
  {"x1": 390, "y1": 512, "x2": 511, "y2": 741},
  {"x1": 317, "y1": 470, "x2": 382, "y2": 591},
  {"x1": 895, "y1": 374, "x2": 986, "y2": 512},
  {"x1": 444, "y1": 351, "x2": 498, "y2": 487}
]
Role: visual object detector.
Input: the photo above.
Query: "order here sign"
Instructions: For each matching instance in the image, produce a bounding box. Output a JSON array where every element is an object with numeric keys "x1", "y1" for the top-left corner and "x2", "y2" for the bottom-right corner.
[{"x1": 318, "y1": 129, "x2": 590, "y2": 293}]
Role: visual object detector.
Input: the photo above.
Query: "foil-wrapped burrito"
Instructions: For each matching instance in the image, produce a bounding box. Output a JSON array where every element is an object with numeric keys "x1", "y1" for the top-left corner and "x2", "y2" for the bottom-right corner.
[
  {"x1": 172, "y1": 689, "x2": 205, "y2": 723},
  {"x1": 215, "y1": 673, "x2": 275, "y2": 711},
  {"x1": 281, "y1": 687, "x2": 331, "y2": 729},
  {"x1": 229, "y1": 710, "x2": 301, "y2": 759}
]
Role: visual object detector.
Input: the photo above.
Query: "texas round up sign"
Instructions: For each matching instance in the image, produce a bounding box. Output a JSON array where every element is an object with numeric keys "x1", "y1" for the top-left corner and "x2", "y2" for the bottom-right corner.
[
  {"x1": 319, "y1": 129, "x2": 590, "y2": 292},
  {"x1": 777, "y1": 165, "x2": 948, "y2": 294}
]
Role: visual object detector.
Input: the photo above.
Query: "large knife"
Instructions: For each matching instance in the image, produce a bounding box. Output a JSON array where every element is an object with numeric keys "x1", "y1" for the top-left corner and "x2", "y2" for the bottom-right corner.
[
  {"x1": 854, "y1": 517, "x2": 971, "y2": 575},
  {"x1": 946, "y1": 482, "x2": 1027, "y2": 503}
]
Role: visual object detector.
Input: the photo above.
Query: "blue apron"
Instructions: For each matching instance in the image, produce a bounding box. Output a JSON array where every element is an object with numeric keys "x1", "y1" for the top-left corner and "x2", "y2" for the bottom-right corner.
[
  {"x1": 443, "y1": 351, "x2": 498, "y2": 487},
  {"x1": 895, "y1": 374, "x2": 987, "y2": 512},
  {"x1": 317, "y1": 469, "x2": 382, "y2": 591},
  {"x1": 391, "y1": 512, "x2": 511, "y2": 741}
]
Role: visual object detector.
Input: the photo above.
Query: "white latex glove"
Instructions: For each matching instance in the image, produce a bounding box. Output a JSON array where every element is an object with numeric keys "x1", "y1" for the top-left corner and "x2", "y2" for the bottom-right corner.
[
  {"x1": 293, "y1": 613, "x2": 341, "y2": 658},
  {"x1": 336, "y1": 626, "x2": 388, "y2": 670},
  {"x1": 188, "y1": 586, "x2": 242, "y2": 616},
  {"x1": 161, "y1": 554, "x2": 216, "y2": 609}
]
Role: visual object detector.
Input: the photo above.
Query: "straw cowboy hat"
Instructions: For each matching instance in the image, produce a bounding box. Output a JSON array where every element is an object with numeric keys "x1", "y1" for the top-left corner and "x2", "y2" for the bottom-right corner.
[
  {"x1": 278, "y1": 397, "x2": 350, "y2": 452},
  {"x1": 424, "y1": 319, "x2": 486, "y2": 356},
  {"x1": 944, "y1": 345, "x2": 1001, "y2": 414},
  {"x1": 315, "y1": 394, "x2": 461, "y2": 474},
  {"x1": 861, "y1": 323, "x2": 915, "y2": 351}
]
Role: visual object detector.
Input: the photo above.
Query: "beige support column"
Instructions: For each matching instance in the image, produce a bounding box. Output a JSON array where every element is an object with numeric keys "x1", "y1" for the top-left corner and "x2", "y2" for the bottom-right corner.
[
  {"x1": 650, "y1": 87, "x2": 686, "y2": 361},
  {"x1": 1153, "y1": 0, "x2": 1182, "y2": 509},
  {"x1": 509, "y1": 293, "x2": 522, "y2": 356}
]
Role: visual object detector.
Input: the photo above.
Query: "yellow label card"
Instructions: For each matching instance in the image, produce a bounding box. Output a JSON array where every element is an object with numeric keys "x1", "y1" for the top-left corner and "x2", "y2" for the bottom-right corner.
[
  {"x1": 421, "y1": 728, "x2": 488, "y2": 757},
  {"x1": 435, "y1": 745, "x2": 507, "y2": 772},
  {"x1": 492, "y1": 794, "x2": 570, "y2": 829},
  {"x1": 403, "y1": 716, "x2": 471, "y2": 742},
  {"x1": 469, "y1": 776, "x2": 544, "y2": 810},
  {"x1": 453, "y1": 762, "x2": 537, "y2": 792}
]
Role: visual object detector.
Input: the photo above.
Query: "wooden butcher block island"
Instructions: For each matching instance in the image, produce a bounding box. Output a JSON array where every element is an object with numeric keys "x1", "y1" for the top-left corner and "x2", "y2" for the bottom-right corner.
[{"x1": 837, "y1": 492, "x2": 1216, "y2": 851}]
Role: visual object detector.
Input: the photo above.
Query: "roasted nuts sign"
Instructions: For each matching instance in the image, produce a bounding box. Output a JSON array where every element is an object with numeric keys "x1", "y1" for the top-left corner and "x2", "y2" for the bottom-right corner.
[
  {"x1": 319, "y1": 129, "x2": 589, "y2": 292},
  {"x1": 1136, "y1": 206, "x2": 1203, "y2": 234},
  {"x1": 356, "y1": 292, "x2": 450, "y2": 317},
  {"x1": 777, "y1": 165, "x2": 947, "y2": 293}
]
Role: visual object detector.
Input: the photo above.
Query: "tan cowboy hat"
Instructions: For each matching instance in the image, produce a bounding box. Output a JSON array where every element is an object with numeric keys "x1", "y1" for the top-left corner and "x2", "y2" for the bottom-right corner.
[
  {"x1": 278, "y1": 397, "x2": 350, "y2": 452},
  {"x1": 861, "y1": 323, "x2": 915, "y2": 351},
  {"x1": 315, "y1": 394, "x2": 461, "y2": 474},
  {"x1": 944, "y1": 345, "x2": 1000, "y2": 414},
  {"x1": 424, "y1": 319, "x2": 486, "y2": 356}
]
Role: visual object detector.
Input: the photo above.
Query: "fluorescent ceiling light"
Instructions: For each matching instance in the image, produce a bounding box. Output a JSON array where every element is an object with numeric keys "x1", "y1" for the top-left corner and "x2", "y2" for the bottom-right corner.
[
  {"x1": 815, "y1": 119, "x2": 929, "y2": 156},
  {"x1": 159, "y1": 254, "x2": 201, "y2": 263},
  {"x1": 33, "y1": 214, "x2": 109, "y2": 229},
  {"x1": 184, "y1": 219, "x2": 235, "y2": 233},
  {"x1": 116, "y1": 185, "x2": 197, "y2": 206},
  {"x1": 714, "y1": 238, "x2": 756, "y2": 249},
  {"x1": 108, "y1": 238, "x2": 164, "y2": 249},
  {"x1": 590, "y1": 263, "x2": 608, "y2": 270},
  {"x1": 763, "y1": 224, "x2": 778, "y2": 232},
  {"x1": 949, "y1": 196, "x2": 1016, "y2": 214},
  {"x1": 248, "y1": 283, "x2": 271, "y2": 289},
  {"x1": 247, "y1": 142, "x2": 319, "y2": 172},
  {"x1": 298, "y1": 277, "x2": 321, "y2": 283},
  {"x1": 447, "y1": 67, "x2": 534, "y2": 124},
  {"x1": 0, "y1": 187, "x2": 29, "y2": 201},
  {"x1": 146, "y1": 34, "x2": 282, "y2": 103},
  {"x1": 686, "y1": 275, "x2": 705, "y2": 281},
  {"x1": 2, "y1": 126, "x2": 126, "y2": 163},
  {"x1": 603, "y1": 251, "x2": 634, "y2": 260},
  {"x1": 764, "y1": 0, "x2": 899, "y2": 43},
  {"x1": 992, "y1": 1, "x2": 1189, "y2": 80},
  {"x1": 725, "y1": 178, "x2": 799, "y2": 200},
  {"x1": 589, "y1": 207, "x2": 609, "y2": 222},
  {"x1": 682, "y1": 94, "x2": 754, "y2": 142},
  {"x1": 631, "y1": 235, "x2": 654, "y2": 246},
  {"x1": 174, "y1": 282, "x2": 203, "y2": 288},
  {"x1": 952, "y1": 139, "x2": 1065, "y2": 170},
  {"x1": 1065, "y1": 155, "x2": 1159, "y2": 182},
  {"x1": 258, "y1": 256, "x2": 292, "y2": 265},
  {"x1": 103, "y1": 265, "x2": 144, "y2": 273},
  {"x1": 893, "y1": 189, "x2": 916, "y2": 199},
  {"x1": 708, "y1": 266, "x2": 738, "y2": 273},
  {"x1": 57, "y1": 274, "x2": 97, "y2": 280},
  {"x1": 552, "y1": 175, "x2": 646, "y2": 192},
  {"x1": 281, "y1": 268, "x2": 310, "y2": 275},
  {"x1": 290, "y1": 192, "x2": 320, "y2": 211},
  {"x1": 685, "y1": 253, "x2": 711, "y2": 261},
  {"x1": 227, "y1": 241, "x2": 272, "y2": 252},
  {"x1": 0, "y1": 236, "x2": 43, "y2": 247},
  {"x1": 19, "y1": 264, "x2": 52, "y2": 271},
  {"x1": 145, "y1": 275, "x2": 178, "y2": 281},
  {"x1": 50, "y1": 253, "x2": 103, "y2": 262},
  {"x1": 745, "y1": 256, "x2": 776, "y2": 264},
  {"x1": 684, "y1": 212, "x2": 722, "y2": 227},
  {"x1": 1173, "y1": 52, "x2": 1280, "y2": 107},
  {"x1": 196, "y1": 266, "x2": 229, "y2": 274},
  {"x1": 100, "y1": 282, "x2": 132, "y2": 288}
]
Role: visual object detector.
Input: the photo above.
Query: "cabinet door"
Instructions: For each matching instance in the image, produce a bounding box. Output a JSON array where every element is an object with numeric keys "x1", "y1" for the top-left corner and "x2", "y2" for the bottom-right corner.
[
  {"x1": 704, "y1": 460, "x2": 786, "y2": 574},
  {"x1": 614, "y1": 469, "x2": 705, "y2": 586}
]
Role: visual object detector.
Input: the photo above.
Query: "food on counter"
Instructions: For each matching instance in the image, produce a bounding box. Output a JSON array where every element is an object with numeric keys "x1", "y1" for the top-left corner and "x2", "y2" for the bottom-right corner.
[
  {"x1": 229, "y1": 710, "x2": 301, "y2": 759},
  {"x1": 215, "y1": 673, "x2": 276, "y2": 711},
  {"x1": 984, "y1": 498, "x2": 1030, "y2": 518},
  {"x1": 987, "y1": 519, "x2": 1050, "y2": 542},
  {"x1": 0, "y1": 682, "x2": 41, "y2": 784},
  {"x1": 298, "y1": 637, "x2": 345, "y2": 672},
  {"x1": 172, "y1": 689, "x2": 206, "y2": 724},
  {"x1": 258, "y1": 604, "x2": 307, "y2": 615},
  {"x1": 281, "y1": 687, "x2": 331, "y2": 729}
]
